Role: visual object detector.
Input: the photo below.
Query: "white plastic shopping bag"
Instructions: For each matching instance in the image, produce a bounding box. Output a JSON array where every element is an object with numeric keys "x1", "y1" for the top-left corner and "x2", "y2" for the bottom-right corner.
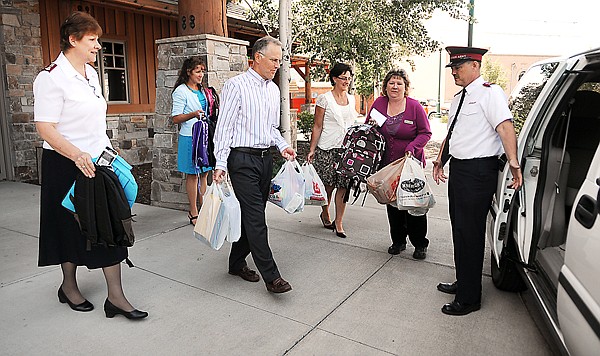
[
  {"x1": 221, "y1": 180, "x2": 241, "y2": 243},
  {"x1": 301, "y1": 162, "x2": 328, "y2": 206},
  {"x1": 396, "y1": 156, "x2": 436, "y2": 215},
  {"x1": 268, "y1": 160, "x2": 306, "y2": 214},
  {"x1": 194, "y1": 183, "x2": 227, "y2": 250}
]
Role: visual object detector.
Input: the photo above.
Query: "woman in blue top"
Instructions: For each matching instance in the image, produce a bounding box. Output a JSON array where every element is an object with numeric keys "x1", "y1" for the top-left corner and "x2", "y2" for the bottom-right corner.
[{"x1": 172, "y1": 57, "x2": 215, "y2": 225}]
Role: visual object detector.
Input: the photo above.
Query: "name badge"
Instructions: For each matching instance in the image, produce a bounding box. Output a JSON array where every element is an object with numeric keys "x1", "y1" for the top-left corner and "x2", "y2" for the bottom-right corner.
[{"x1": 404, "y1": 119, "x2": 414, "y2": 125}]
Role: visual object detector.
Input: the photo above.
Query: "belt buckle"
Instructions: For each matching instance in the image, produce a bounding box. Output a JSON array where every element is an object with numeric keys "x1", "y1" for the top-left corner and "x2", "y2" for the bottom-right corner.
[{"x1": 260, "y1": 149, "x2": 267, "y2": 157}]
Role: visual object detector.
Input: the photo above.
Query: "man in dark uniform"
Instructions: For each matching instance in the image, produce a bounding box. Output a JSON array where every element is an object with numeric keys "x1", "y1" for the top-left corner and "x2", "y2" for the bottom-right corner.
[{"x1": 432, "y1": 46, "x2": 523, "y2": 316}]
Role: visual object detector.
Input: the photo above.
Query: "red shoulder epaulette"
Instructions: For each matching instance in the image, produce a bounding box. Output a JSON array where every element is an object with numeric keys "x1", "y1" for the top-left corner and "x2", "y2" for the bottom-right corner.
[
  {"x1": 483, "y1": 82, "x2": 492, "y2": 87},
  {"x1": 43, "y1": 63, "x2": 57, "y2": 72}
]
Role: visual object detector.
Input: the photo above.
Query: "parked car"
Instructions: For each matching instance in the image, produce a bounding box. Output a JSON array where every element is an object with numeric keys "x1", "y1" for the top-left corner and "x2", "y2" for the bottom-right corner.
[
  {"x1": 419, "y1": 99, "x2": 449, "y2": 119},
  {"x1": 487, "y1": 48, "x2": 600, "y2": 355}
]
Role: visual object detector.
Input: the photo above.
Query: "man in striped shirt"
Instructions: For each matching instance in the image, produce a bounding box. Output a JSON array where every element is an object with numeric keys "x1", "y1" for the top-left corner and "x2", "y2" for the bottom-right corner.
[{"x1": 213, "y1": 36, "x2": 296, "y2": 294}]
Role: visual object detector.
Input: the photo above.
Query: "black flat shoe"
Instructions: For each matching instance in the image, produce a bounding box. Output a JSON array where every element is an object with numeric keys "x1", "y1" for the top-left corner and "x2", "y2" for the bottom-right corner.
[
  {"x1": 413, "y1": 246, "x2": 427, "y2": 260},
  {"x1": 333, "y1": 224, "x2": 346, "y2": 238},
  {"x1": 58, "y1": 287, "x2": 94, "y2": 312},
  {"x1": 319, "y1": 212, "x2": 334, "y2": 230},
  {"x1": 437, "y1": 281, "x2": 457, "y2": 294},
  {"x1": 104, "y1": 299, "x2": 148, "y2": 320},
  {"x1": 441, "y1": 300, "x2": 481, "y2": 316},
  {"x1": 387, "y1": 243, "x2": 407, "y2": 255}
]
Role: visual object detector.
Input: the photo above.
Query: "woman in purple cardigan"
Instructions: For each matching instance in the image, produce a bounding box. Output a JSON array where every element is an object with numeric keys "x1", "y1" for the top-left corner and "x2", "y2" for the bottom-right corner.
[{"x1": 366, "y1": 69, "x2": 432, "y2": 259}]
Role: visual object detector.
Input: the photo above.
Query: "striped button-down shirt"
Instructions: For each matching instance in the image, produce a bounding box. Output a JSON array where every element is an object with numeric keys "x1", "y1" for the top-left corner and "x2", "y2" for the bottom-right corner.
[{"x1": 213, "y1": 68, "x2": 289, "y2": 171}]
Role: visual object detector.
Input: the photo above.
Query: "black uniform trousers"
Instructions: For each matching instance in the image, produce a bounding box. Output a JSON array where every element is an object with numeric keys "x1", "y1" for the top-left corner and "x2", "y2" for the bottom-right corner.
[
  {"x1": 385, "y1": 205, "x2": 429, "y2": 248},
  {"x1": 227, "y1": 149, "x2": 280, "y2": 283},
  {"x1": 448, "y1": 157, "x2": 498, "y2": 305}
]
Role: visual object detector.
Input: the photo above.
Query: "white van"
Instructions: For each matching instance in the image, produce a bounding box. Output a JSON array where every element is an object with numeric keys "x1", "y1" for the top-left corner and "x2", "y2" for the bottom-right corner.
[{"x1": 486, "y1": 48, "x2": 600, "y2": 355}]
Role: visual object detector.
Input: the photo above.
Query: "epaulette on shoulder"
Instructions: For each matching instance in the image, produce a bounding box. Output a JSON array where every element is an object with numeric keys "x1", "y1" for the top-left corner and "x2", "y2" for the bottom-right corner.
[
  {"x1": 483, "y1": 82, "x2": 493, "y2": 87},
  {"x1": 43, "y1": 63, "x2": 57, "y2": 72},
  {"x1": 454, "y1": 90, "x2": 462, "y2": 96}
]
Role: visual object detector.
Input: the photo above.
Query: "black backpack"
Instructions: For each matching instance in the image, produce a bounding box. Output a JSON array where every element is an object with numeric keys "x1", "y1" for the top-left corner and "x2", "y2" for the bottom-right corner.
[
  {"x1": 72, "y1": 166, "x2": 135, "y2": 249},
  {"x1": 334, "y1": 124, "x2": 385, "y2": 202}
]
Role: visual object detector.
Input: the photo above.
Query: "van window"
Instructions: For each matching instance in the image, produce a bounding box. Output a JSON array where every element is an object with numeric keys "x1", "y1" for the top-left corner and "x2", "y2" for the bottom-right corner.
[{"x1": 509, "y1": 62, "x2": 559, "y2": 135}]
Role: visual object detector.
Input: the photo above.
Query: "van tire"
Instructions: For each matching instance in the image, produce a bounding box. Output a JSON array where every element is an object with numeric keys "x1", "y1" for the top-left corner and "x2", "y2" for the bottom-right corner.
[{"x1": 491, "y1": 242, "x2": 527, "y2": 292}]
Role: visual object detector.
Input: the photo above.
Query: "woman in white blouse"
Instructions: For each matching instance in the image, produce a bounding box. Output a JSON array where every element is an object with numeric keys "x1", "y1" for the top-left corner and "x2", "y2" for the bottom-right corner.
[{"x1": 307, "y1": 63, "x2": 358, "y2": 238}]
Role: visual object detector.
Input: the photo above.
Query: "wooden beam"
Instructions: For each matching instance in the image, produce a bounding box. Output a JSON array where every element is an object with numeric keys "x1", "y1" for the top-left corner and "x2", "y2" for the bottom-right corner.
[{"x1": 292, "y1": 65, "x2": 305, "y2": 78}]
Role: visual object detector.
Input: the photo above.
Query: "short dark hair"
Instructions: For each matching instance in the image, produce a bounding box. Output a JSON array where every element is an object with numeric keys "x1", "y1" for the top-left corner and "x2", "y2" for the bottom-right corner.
[
  {"x1": 60, "y1": 12, "x2": 103, "y2": 52},
  {"x1": 382, "y1": 69, "x2": 410, "y2": 97},
  {"x1": 329, "y1": 63, "x2": 353, "y2": 86},
  {"x1": 173, "y1": 57, "x2": 207, "y2": 92},
  {"x1": 252, "y1": 36, "x2": 282, "y2": 60}
]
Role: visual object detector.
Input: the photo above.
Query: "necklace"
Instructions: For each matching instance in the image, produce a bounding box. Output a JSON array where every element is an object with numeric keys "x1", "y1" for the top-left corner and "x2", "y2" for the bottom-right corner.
[
  {"x1": 332, "y1": 91, "x2": 348, "y2": 106},
  {"x1": 387, "y1": 98, "x2": 406, "y2": 117}
]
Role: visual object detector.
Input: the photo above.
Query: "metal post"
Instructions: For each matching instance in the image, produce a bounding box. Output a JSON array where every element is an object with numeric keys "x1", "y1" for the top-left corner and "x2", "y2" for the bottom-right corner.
[
  {"x1": 468, "y1": 0, "x2": 474, "y2": 46},
  {"x1": 437, "y1": 48, "x2": 442, "y2": 115},
  {"x1": 278, "y1": 0, "x2": 292, "y2": 144}
]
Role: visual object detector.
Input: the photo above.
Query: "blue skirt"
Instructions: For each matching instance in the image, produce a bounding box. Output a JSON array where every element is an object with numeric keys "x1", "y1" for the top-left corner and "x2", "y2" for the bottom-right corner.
[{"x1": 178, "y1": 135, "x2": 213, "y2": 174}]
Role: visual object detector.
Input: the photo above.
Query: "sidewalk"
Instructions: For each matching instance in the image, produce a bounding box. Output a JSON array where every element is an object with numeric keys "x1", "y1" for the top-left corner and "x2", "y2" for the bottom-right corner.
[{"x1": 0, "y1": 180, "x2": 551, "y2": 355}]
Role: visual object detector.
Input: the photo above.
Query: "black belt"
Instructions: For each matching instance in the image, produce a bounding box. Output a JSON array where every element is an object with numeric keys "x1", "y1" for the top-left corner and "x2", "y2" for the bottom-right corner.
[
  {"x1": 452, "y1": 155, "x2": 498, "y2": 162},
  {"x1": 231, "y1": 147, "x2": 271, "y2": 157}
]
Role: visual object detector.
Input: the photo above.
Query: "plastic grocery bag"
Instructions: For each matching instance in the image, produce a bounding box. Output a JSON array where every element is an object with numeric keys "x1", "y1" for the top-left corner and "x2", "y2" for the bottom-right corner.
[
  {"x1": 366, "y1": 157, "x2": 406, "y2": 205},
  {"x1": 194, "y1": 183, "x2": 227, "y2": 250},
  {"x1": 301, "y1": 162, "x2": 327, "y2": 206},
  {"x1": 396, "y1": 156, "x2": 436, "y2": 215},
  {"x1": 221, "y1": 180, "x2": 241, "y2": 243},
  {"x1": 268, "y1": 160, "x2": 305, "y2": 214}
]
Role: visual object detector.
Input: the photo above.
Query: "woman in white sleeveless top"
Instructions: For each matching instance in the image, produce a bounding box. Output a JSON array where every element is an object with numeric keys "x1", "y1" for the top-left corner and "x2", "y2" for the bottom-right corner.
[{"x1": 307, "y1": 63, "x2": 358, "y2": 238}]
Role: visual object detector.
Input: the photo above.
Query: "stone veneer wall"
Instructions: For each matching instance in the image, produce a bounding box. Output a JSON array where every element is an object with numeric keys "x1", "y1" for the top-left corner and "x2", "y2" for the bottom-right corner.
[
  {"x1": 107, "y1": 113, "x2": 154, "y2": 165},
  {"x1": 152, "y1": 34, "x2": 248, "y2": 209},
  {"x1": 0, "y1": 0, "x2": 42, "y2": 182}
]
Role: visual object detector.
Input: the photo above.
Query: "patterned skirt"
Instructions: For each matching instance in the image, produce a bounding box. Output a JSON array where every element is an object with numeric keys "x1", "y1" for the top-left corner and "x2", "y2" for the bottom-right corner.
[{"x1": 312, "y1": 147, "x2": 350, "y2": 189}]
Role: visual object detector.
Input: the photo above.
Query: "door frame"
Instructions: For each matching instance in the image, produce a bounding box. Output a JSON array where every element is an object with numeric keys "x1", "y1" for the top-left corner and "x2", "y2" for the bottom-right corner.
[{"x1": 0, "y1": 50, "x2": 14, "y2": 181}]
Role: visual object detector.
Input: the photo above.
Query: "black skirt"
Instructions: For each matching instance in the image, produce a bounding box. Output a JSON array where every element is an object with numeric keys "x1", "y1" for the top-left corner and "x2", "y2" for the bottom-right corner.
[{"x1": 38, "y1": 149, "x2": 127, "y2": 269}]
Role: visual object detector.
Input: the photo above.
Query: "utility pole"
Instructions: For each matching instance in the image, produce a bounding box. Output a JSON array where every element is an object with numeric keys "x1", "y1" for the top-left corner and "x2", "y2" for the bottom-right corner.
[
  {"x1": 279, "y1": 0, "x2": 292, "y2": 144},
  {"x1": 468, "y1": 0, "x2": 474, "y2": 46}
]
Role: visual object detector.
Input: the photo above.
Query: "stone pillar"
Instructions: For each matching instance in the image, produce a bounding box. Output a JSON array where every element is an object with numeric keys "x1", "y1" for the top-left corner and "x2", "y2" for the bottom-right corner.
[
  {"x1": 152, "y1": 34, "x2": 249, "y2": 209},
  {"x1": 0, "y1": 1, "x2": 43, "y2": 183}
]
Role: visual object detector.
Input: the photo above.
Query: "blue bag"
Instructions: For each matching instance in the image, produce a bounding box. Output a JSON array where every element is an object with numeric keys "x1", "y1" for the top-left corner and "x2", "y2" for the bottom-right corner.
[{"x1": 62, "y1": 155, "x2": 138, "y2": 212}]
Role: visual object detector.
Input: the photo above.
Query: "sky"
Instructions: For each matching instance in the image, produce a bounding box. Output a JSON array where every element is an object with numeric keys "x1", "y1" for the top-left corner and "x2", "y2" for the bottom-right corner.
[{"x1": 426, "y1": 0, "x2": 600, "y2": 56}]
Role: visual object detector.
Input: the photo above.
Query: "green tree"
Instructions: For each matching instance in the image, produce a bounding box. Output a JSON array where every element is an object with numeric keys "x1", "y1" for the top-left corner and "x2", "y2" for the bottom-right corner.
[
  {"x1": 245, "y1": 0, "x2": 465, "y2": 96},
  {"x1": 481, "y1": 58, "x2": 508, "y2": 90}
]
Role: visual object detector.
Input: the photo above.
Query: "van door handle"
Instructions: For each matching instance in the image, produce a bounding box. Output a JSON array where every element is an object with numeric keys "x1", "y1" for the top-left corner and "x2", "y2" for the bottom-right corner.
[
  {"x1": 596, "y1": 178, "x2": 600, "y2": 211},
  {"x1": 574, "y1": 194, "x2": 598, "y2": 229}
]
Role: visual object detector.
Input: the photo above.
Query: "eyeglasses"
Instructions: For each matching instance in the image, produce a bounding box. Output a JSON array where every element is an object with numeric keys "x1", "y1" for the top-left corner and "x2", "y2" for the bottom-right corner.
[
  {"x1": 257, "y1": 52, "x2": 283, "y2": 68},
  {"x1": 337, "y1": 76, "x2": 352, "y2": 82}
]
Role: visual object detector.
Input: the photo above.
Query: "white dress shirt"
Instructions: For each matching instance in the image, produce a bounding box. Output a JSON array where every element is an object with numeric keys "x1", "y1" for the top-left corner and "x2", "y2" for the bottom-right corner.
[
  {"x1": 33, "y1": 52, "x2": 110, "y2": 157},
  {"x1": 213, "y1": 68, "x2": 289, "y2": 171},
  {"x1": 448, "y1": 76, "x2": 513, "y2": 159}
]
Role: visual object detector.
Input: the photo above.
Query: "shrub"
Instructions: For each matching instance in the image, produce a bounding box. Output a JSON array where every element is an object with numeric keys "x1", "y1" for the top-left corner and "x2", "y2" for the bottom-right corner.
[{"x1": 297, "y1": 111, "x2": 315, "y2": 137}]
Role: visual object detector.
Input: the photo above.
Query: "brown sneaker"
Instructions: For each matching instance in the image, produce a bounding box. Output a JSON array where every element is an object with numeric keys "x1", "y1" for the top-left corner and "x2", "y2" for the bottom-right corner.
[
  {"x1": 265, "y1": 277, "x2": 292, "y2": 293},
  {"x1": 228, "y1": 266, "x2": 260, "y2": 282}
]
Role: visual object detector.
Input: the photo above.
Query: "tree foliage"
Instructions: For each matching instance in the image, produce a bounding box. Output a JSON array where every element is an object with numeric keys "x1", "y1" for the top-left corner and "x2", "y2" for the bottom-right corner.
[
  {"x1": 245, "y1": 0, "x2": 465, "y2": 95},
  {"x1": 481, "y1": 58, "x2": 508, "y2": 90}
]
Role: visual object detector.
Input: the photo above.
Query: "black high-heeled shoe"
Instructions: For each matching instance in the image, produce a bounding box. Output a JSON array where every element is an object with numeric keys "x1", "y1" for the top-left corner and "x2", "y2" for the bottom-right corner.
[
  {"x1": 319, "y1": 212, "x2": 334, "y2": 230},
  {"x1": 188, "y1": 211, "x2": 198, "y2": 225},
  {"x1": 333, "y1": 223, "x2": 346, "y2": 238},
  {"x1": 104, "y1": 299, "x2": 148, "y2": 320},
  {"x1": 58, "y1": 287, "x2": 94, "y2": 312}
]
